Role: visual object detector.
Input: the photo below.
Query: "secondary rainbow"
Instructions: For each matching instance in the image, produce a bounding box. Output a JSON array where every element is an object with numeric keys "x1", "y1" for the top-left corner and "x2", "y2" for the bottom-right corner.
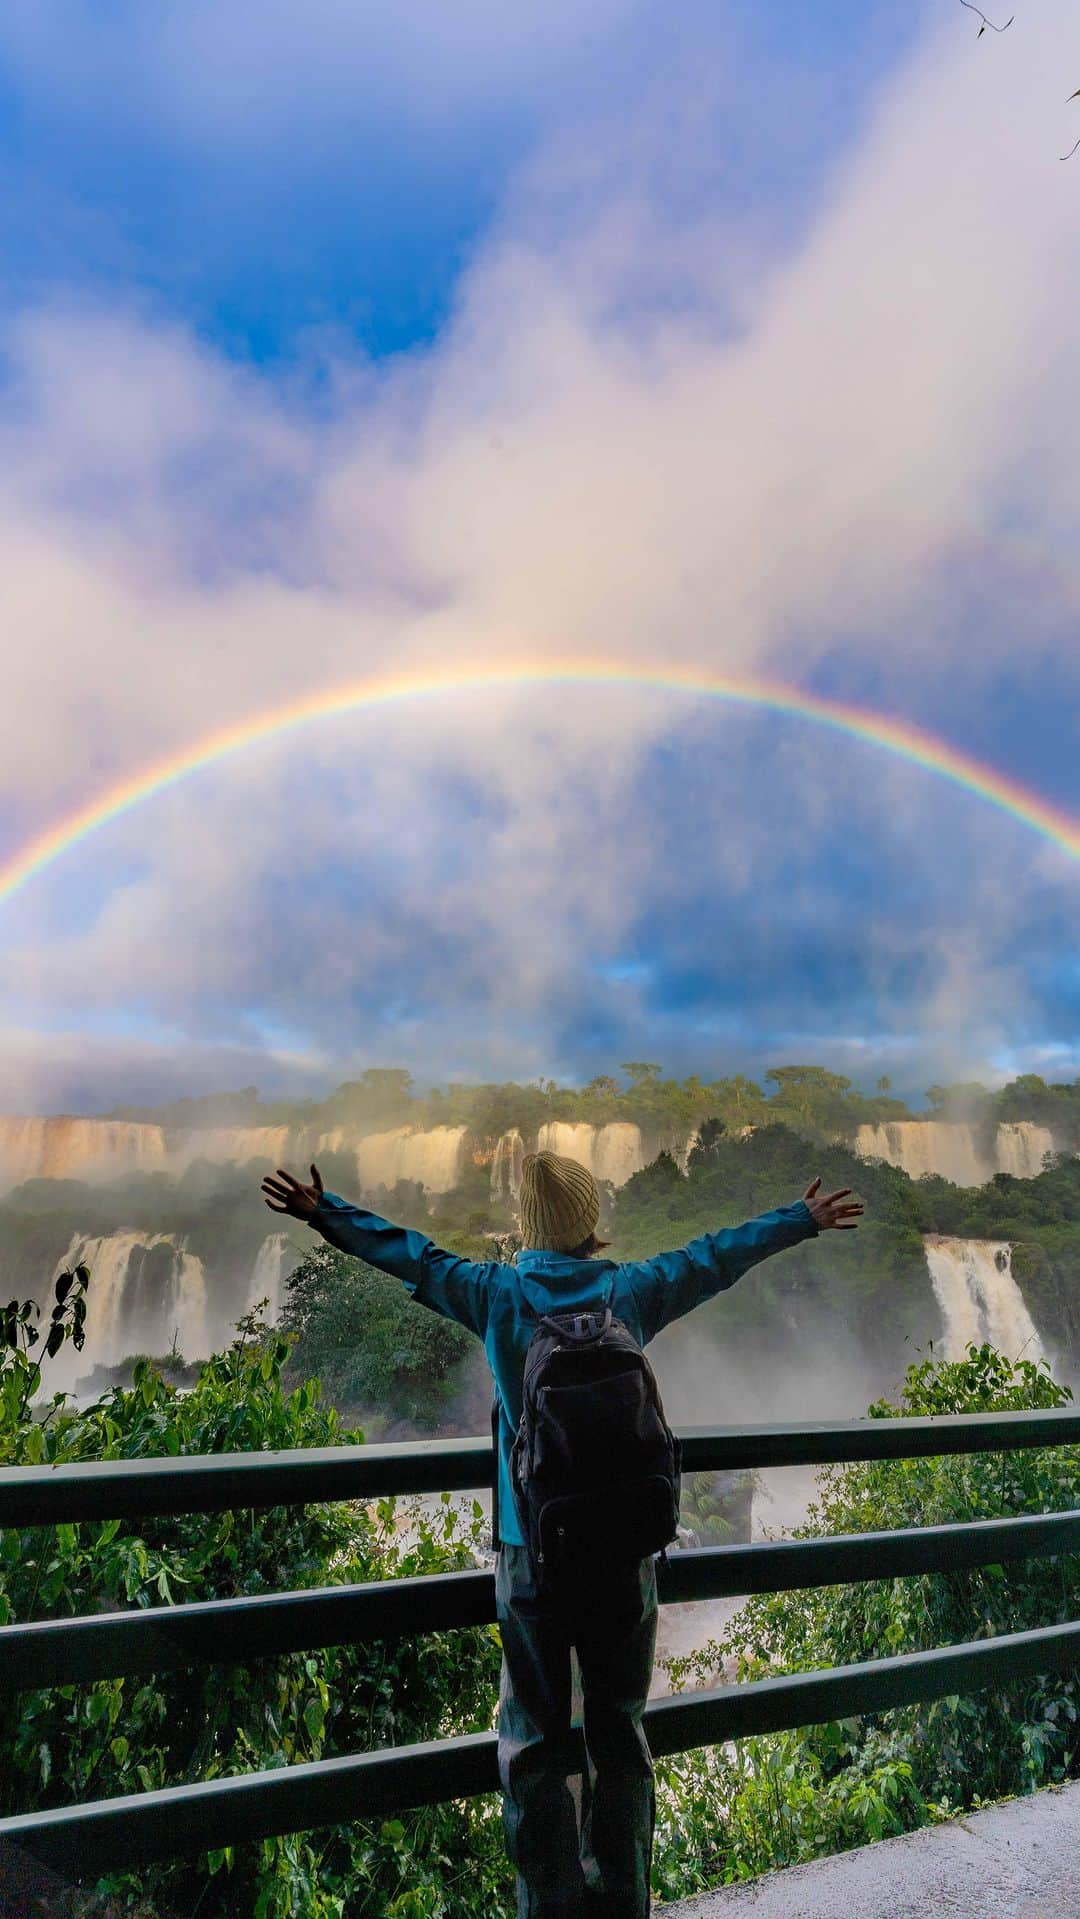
[{"x1": 1, "y1": 660, "x2": 1078, "y2": 909}]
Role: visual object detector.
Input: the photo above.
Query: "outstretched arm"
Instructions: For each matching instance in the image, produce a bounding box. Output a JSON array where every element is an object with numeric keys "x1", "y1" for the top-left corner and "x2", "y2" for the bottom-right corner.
[
  {"x1": 261, "y1": 1164, "x2": 496, "y2": 1339},
  {"x1": 620, "y1": 1177, "x2": 863, "y2": 1341}
]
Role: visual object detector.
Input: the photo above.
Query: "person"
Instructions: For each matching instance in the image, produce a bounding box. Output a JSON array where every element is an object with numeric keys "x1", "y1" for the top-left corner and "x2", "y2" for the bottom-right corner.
[{"x1": 262, "y1": 1148, "x2": 862, "y2": 1918}]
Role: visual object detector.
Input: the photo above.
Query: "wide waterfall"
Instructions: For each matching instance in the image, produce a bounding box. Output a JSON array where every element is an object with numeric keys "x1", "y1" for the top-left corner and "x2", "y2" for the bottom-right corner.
[
  {"x1": 855, "y1": 1122, "x2": 990, "y2": 1186},
  {"x1": 170, "y1": 1126, "x2": 292, "y2": 1173},
  {"x1": 0, "y1": 1109, "x2": 1061, "y2": 1219},
  {"x1": 353, "y1": 1125, "x2": 468, "y2": 1195},
  {"x1": 923, "y1": 1236, "x2": 1044, "y2": 1364},
  {"x1": 0, "y1": 1117, "x2": 168, "y2": 1193},
  {"x1": 855, "y1": 1121, "x2": 1059, "y2": 1188},
  {"x1": 49, "y1": 1232, "x2": 211, "y2": 1390},
  {"x1": 535, "y1": 1122, "x2": 649, "y2": 1185}
]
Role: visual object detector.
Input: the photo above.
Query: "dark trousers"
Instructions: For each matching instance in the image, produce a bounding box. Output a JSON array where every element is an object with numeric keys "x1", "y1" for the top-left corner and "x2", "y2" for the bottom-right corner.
[{"x1": 495, "y1": 1541, "x2": 658, "y2": 1919}]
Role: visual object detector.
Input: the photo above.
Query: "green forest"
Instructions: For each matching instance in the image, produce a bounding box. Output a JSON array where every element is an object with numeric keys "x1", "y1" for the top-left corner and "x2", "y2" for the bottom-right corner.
[{"x1": 105, "y1": 1062, "x2": 1080, "y2": 1155}]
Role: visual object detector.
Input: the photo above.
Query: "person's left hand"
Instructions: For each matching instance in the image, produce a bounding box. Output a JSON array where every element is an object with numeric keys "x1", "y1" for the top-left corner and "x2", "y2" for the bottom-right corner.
[
  {"x1": 261, "y1": 1164, "x2": 324, "y2": 1221},
  {"x1": 802, "y1": 1177, "x2": 864, "y2": 1230}
]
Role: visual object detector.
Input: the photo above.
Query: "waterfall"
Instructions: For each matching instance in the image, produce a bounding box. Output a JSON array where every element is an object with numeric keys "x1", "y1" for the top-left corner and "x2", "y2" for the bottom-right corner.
[
  {"x1": 169, "y1": 1126, "x2": 292, "y2": 1173},
  {"x1": 854, "y1": 1122, "x2": 992, "y2": 1187},
  {"x1": 354, "y1": 1125, "x2": 468, "y2": 1195},
  {"x1": 491, "y1": 1130, "x2": 525, "y2": 1201},
  {"x1": 314, "y1": 1126, "x2": 349, "y2": 1155},
  {"x1": 0, "y1": 1117, "x2": 168, "y2": 1193},
  {"x1": 855, "y1": 1120, "x2": 1062, "y2": 1187},
  {"x1": 48, "y1": 1232, "x2": 210, "y2": 1390},
  {"x1": 534, "y1": 1122, "x2": 646, "y2": 1186},
  {"x1": 923, "y1": 1236, "x2": 1044, "y2": 1364},
  {"x1": 994, "y1": 1122, "x2": 1055, "y2": 1180},
  {"x1": 592, "y1": 1123, "x2": 646, "y2": 1185},
  {"x1": 536, "y1": 1121, "x2": 598, "y2": 1167},
  {"x1": 247, "y1": 1232, "x2": 293, "y2": 1324},
  {"x1": 675, "y1": 1130, "x2": 699, "y2": 1172}
]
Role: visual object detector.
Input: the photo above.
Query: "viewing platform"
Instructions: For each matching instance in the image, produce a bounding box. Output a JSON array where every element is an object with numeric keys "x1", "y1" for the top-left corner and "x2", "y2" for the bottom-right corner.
[{"x1": 660, "y1": 1779, "x2": 1080, "y2": 1918}]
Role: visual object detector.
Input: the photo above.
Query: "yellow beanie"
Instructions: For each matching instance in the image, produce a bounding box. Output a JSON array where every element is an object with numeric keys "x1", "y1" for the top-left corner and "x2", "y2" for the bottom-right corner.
[{"x1": 518, "y1": 1151, "x2": 600, "y2": 1253}]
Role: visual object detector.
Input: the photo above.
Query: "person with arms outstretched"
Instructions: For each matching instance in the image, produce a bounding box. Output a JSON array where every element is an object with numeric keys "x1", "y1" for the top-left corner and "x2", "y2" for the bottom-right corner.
[{"x1": 263, "y1": 1150, "x2": 862, "y2": 1919}]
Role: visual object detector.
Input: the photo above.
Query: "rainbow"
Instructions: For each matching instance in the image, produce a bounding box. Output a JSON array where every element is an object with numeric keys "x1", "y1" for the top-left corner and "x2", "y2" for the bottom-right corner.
[{"x1": 1, "y1": 660, "x2": 1077, "y2": 909}]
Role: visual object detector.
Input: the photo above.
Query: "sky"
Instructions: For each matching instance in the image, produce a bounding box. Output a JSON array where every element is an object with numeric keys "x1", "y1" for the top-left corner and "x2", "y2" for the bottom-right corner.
[{"x1": 0, "y1": 0, "x2": 1078, "y2": 1114}]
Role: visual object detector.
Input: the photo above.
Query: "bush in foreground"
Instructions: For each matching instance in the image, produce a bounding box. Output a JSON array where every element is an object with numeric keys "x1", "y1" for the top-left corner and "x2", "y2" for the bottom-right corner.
[
  {"x1": 652, "y1": 1344, "x2": 1080, "y2": 1899},
  {"x1": 0, "y1": 1272, "x2": 508, "y2": 1918}
]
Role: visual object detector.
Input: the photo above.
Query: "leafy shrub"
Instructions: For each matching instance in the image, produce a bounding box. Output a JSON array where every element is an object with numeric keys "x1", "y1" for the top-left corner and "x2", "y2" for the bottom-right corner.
[
  {"x1": 281, "y1": 1243, "x2": 475, "y2": 1427},
  {"x1": 652, "y1": 1344, "x2": 1080, "y2": 1901},
  {"x1": 0, "y1": 1269, "x2": 509, "y2": 1918}
]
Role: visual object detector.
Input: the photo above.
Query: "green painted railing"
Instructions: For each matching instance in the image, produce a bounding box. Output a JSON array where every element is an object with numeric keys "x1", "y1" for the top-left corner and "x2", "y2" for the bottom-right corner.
[{"x1": 1, "y1": 1409, "x2": 1078, "y2": 1879}]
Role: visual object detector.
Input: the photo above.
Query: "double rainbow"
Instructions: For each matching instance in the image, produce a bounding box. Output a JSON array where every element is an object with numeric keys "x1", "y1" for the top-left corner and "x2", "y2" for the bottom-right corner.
[{"x1": 1, "y1": 661, "x2": 1077, "y2": 910}]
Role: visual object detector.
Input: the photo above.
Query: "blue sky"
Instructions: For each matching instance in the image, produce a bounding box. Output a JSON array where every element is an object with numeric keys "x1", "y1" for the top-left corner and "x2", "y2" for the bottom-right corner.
[
  {"x1": 0, "y1": 0, "x2": 1077, "y2": 1112},
  {"x1": 0, "y1": 0, "x2": 914, "y2": 360}
]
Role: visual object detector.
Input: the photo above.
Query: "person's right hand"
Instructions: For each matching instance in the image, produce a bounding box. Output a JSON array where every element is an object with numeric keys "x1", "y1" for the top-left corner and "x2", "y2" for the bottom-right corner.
[{"x1": 261, "y1": 1164, "x2": 325, "y2": 1221}]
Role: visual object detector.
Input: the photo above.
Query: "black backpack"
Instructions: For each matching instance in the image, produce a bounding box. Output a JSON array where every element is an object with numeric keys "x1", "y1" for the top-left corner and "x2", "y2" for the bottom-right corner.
[{"x1": 494, "y1": 1282, "x2": 682, "y2": 1593}]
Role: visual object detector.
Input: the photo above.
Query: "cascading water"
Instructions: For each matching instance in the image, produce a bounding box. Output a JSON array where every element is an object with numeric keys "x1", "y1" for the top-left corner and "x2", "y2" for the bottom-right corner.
[
  {"x1": 592, "y1": 1122, "x2": 647, "y2": 1185},
  {"x1": 994, "y1": 1122, "x2": 1055, "y2": 1180},
  {"x1": 854, "y1": 1121, "x2": 1062, "y2": 1187},
  {"x1": 169, "y1": 1126, "x2": 292, "y2": 1173},
  {"x1": 535, "y1": 1122, "x2": 649, "y2": 1185},
  {"x1": 354, "y1": 1125, "x2": 468, "y2": 1195},
  {"x1": 535, "y1": 1121, "x2": 599, "y2": 1167},
  {"x1": 490, "y1": 1130, "x2": 525, "y2": 1201},
  {"x1": 923, "y1": 1236, "x2": 1044, "y2": 1364},
  {"x1": 854, "y1": 1122, "x2": 991, "y2": 1187},
  {"x1": 0, "y1": 1117, "x2": 168, "y2": 1193},
  {"x1": 48, "y1": 1232, "x2": 210, "y2": 1389},
  {"x1": 247, "y1": 1232, "x2": 294, "y2": 1324}
]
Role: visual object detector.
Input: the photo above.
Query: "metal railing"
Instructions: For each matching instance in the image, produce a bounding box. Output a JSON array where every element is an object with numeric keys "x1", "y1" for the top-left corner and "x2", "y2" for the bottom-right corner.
[{"x1": 1, "y1": 1409, "x2": 1078, "y2": 1879}]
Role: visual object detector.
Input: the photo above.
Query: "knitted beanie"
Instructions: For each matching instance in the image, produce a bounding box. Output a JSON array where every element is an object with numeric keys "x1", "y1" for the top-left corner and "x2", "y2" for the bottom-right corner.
[{"x1": 518, "y1": 1150, "x2": 600, "y2": 1253}]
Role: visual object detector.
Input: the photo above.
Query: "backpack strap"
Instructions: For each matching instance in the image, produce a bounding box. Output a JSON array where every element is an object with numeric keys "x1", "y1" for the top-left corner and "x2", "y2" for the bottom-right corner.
[
  {"x1": 490, "y1": 1393, "x2": 501, "y2": 1553},
  {"x1": 538, "y1": 1305, "x2": 613, "y2": 1342}
]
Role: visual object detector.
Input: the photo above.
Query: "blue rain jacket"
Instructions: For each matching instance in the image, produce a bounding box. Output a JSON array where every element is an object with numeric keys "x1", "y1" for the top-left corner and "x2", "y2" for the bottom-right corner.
[{"x1": 312, "y1": 1191, "x2": 819, "y2": 1546}]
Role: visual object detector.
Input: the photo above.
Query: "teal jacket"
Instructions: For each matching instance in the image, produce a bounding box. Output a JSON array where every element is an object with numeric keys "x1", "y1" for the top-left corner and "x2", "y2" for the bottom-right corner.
[{"x1": 312, "y1": 1191, "x2": 819, "y2": 1546}]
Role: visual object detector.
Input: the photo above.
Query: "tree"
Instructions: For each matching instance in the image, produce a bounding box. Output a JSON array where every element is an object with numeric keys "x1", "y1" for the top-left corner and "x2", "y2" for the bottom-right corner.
[
  {"x1": 282, "y1": 1243, "x2": 473, "y2": 1424},
  {"x1": 765, "y1": 1066, "x2": 853, "y2": 1133},
  {"x1": 621, "y1": 1062, "x2": 663, "y2": 1086},
  {"x1": 585, "y1": 1075, "x2": 621, "y2": 1101}
]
